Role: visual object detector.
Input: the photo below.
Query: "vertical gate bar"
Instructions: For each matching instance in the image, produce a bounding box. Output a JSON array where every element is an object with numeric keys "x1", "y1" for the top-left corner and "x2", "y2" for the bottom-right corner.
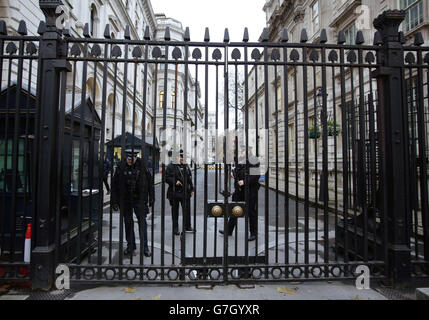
[
  {"x1": 87, "y1": 50, "x2": 98, "y2": 265},
  {"x1": 98, "y1": 39, "x2": 110, "y2": 274},
  {"x1": 358, "y1": 46, "x2": 368, "y2": 262},
  {"x1": 274, "y1": 60, "x2": 279, "y2": 264},
  {"x1": 312, "y1": 59, "x2": 318, "y2": 265},
  {"x1": 54, "y1": 57, "x2": 68, "y2": 267},
  {"x1": 119, "y1": 39, "x2": 130, "y2": 274},
  {"x1": 254, "y1": 60, "x2": 260, "y2": 261},
  {"x1": 321, "y1": 43, "x2": 329, "y2": 275},
  {"x1": 234, "y1": 61, "x2": 239, "y2": 259},
  {"x1": 331, "y1": 58, "x2": 338, "y2": 262},
  {"x1": 172, "y1": 61, "x2": 178, "y2": 266},
  {"x1": 223, "y1": 43, "x2": 229, "y2": 283},
  {"x1": 263, "y1": 44, "x2": 270, "y2": 279},
  {"x1": 203, "y1": 42, "x2": 209, "y2": 266},
  {"x1": 1, "y1": 48, "x2": 13, "y2": 260},
  {"x1": 67, "y1": 59, "x2": 77, "y2": 263},
  {"x1": 293, "y1": 64, "x2": 299, "y2": 264},
  {"x1": 109, "y1": 59, "x2": 119, "y2": 265},
  {"x1": 415, "y1": 47, "x2": 429, "y2": 263},
  {"x1": 23, "y1": 45, "x2": 35, "y2": 264},
  {"x1": 77, "y1": 38, "x2": 89, "y2": 269},
  {"x1": 10, "y1": 34, "x2": 26, "y2": 261},
  {"x1": 130, "y1": 56, "x2": 139, "y2": 267},
  {"x1": 244, "y1": 43, "x2": 249, "y2": 270},
  {"x1": 161, "y1": 42, "x2": 169, "y2": 279},
  {"x1": 368, "y1": 91, "x2": 377, "y2": 261},
  {"x1": 151, "y1": 62, "x2": 159, "y2": 266},
  {"x1": 181, "y1": 40, "x2": 188, "y2": 278},
  {"x1": 192, "y1": 61, "x2": 198, "y2": 261},
  {"x1": 282, "y1": 42, "x2": 289, "y2": 276},
  {"x1": 339, "y1": 40, "x2": 350, "y2": 273},
  {"x1": 349, "y1": 64, "x2": 357, "y2": 261},
  {"x1": 408, "y1": 69, "x2": 418, "y2": 260},
  {"x1": 213, "y1": 62, "x2": 218, "y2": 260},
  {"x1": 140, "y1": 39, "x2": 149, "y2": 276},
  {"x1": 302, "y1": 45, "x2": 310, "y2": 278},
  {"x1": 0, "y1": 31, "x2": 5, "y2": 257}
]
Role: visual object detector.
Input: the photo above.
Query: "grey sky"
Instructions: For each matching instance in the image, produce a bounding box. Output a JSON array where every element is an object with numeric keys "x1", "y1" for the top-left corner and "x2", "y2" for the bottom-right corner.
[{"x1": 151, "y1": 0, "x2": 267, "y2": 43}]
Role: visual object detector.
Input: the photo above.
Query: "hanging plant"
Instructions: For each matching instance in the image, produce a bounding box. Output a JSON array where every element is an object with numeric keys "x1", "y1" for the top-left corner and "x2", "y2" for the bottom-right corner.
[
  {"x1": 327, "y1": 121, "x2": 341, "y2": 136},
  {"x1": 309, "y1": 126, "x2": 321, "y2": 139}
]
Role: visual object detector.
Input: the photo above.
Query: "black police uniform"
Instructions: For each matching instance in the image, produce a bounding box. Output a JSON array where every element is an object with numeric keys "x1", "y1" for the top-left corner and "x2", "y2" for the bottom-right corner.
[
  {"x1": 223, "y1": 159, "x2": 260, "y2": 240},
  {"x1": 111, "y1": 152, "x2": 154, "y2": 256},
  {"x1": 165, "y1": 161, "x2": 194, "y2": 234}
]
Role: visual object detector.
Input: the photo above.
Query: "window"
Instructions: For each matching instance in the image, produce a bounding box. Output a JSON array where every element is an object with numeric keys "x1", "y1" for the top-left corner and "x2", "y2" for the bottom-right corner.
[
  {"x1": 0, "y1": 139, "x2": 27, "y2": 193},
  {"x1": 159, "y1": 90, "x2": 164, "y2": 108},
  {"x1": 401, "y1": 0, "x2": 424, "y2": 33},
  {"x1": 344, "y1": 24, "x2": 356, "y2": 45},
  {"x1": 312, "y1": 1, "x2": 320, "y2": 34},
  {"x1": 288, "y1": 124, "x2": 295, "y2": 157},
  {"x1": 276, "y1": 84, "x2": 282, "y2": 112},
  {"x1": 171, "y1": 91, "x2": 176, "y2": 109},
  {"x1": 90, "y1": 5, "x2": 97, "y2": 37}
]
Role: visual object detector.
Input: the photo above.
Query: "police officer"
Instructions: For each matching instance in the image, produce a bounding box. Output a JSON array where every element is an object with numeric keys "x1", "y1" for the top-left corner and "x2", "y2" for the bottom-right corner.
[
  {"x1": 220, "y1": 149, "x2": 260, "y2": 241},
  {"x1": 111, "y1": 148, "x2": 154, "y2": 257},
  {"x1": 166, "y1": 150, "x2": 195, "y2": 235}
]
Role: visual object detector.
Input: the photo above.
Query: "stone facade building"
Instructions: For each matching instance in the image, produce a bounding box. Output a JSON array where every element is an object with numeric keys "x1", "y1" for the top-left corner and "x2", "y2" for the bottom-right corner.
[
  {"x1": 0, "y1": 0, "x2": 203, "y2": 163},
  {"x1": 246, "y1": 0, "x2": 429, "y2": 208}
]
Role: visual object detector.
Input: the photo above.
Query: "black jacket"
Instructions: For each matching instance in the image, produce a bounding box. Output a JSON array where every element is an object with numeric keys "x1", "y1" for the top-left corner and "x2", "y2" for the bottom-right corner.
[
  {"x1": 166, "y1": 163, "x2": 194, "y2": 200},
  {"x1": 111, "y1": 158, "x2": 154, "y2": 206},
  {"x1": 232, "y1": 163, "x2": 260, "y2": 201}
]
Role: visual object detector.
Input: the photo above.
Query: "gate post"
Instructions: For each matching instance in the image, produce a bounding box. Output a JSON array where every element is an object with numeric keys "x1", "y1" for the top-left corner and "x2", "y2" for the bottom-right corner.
[
  {"x1": 373, "y1": 10, "x2": 412, "y2": 286},
  {"x1": 31, "y1": 0, "x2": 66, "y2": 290}
]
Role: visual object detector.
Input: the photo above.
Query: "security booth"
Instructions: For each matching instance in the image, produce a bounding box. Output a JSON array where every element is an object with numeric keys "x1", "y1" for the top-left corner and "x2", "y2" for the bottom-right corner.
[
  {"x1": 58, "y1": 97, "x2": 102, "y2": 262},
  {"x1": 0, "y1": 85, "x2": 36, "y2": 260},
  {"x1": 105, "y1": 132, "x2": 160, "y2": 174},
  {"x1": 0, "y1": 88, "x2": 101, "y2": 263}
]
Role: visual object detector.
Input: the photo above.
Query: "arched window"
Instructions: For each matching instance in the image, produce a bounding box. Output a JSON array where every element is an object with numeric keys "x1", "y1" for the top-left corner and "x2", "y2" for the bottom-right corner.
[
  {"x1": 159, "y1": 90, "x2": 164, "y2": 109},
  {"x1": 90, "y1": 4, "x2": 98, "y2": 37}
]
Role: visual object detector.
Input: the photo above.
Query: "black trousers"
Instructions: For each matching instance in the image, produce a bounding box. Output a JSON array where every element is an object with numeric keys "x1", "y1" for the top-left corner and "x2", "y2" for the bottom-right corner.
[
  {"x1": 227, "y1": 194, "x2": 258, "y2": 236},
  {"x1": 170, "y1": 197, "x2": 191, "y2": 232},
  {"x1": 122, "y1": 202, "x2": 149, "y2": 251},
  {"x1": 103, "y1": 177, "x2": 110, "y2": 192}
]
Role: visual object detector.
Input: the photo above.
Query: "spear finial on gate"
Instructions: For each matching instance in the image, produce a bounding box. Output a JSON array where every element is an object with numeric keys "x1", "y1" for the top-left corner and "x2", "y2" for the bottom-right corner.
[
  {"x1": 337, "y1": 30, "x2": 346, "y2": 44},
  {"x1": 83, "y1": 23, "x2": 90, "y2": 38},
  {"x1": 373, "y1": 31, "x2": 382, "y2": 45},
  {"x1": 356, "y1": 30, "x2": 365, "y2": 44},
  {"x1": 243, "y1": 28, "x2": 249, "y2": 43},
  {"x1": 223, "y1": 28, "x2": 230, "y2": 43},
  {"x1": 124, "y1": 25, "x2": 131, "y2": 40},
  {"x1": 204, "y1": 27, "x2": 210, "y2": 42},
  {"x1": 164, "y1": 26, "x2": 171, "y2": 41},
  {"x1": 37, "y1": 21, "x2": 46, "y2": 35},
  {"x1": 320, "y1": 29, "x2": 327, "y2": 44},
  {"x1": 144, "y1": 25, "x2": 151, "y2": 40},
  {"x1": 0, "y1": 20, "x2": 7, "y2": 35},
  {"x1": 300, "y1": 29, "x2": 308, "y2": 43},
  {"x1": 18, "y1": 20, "x2": 28, "y2": 36},
  {"x1": 281, "y1": 28, "x2": 288, "y2": 42},
  {"x1": 104, "y1": 24, "x2": 111, "y2": 39},
  {"x1": 414, "y1": 32, "x2": 424, "y2": 46},
  {"x1": 261, "y1": 28, "x2": 269, "y2": 42},
  {"x1": 184, "y1": 27, "x2": 190, "y2": 41}
]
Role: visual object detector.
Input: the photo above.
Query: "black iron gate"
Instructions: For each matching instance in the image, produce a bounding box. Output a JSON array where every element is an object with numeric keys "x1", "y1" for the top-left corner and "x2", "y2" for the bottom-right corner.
[{"x1": 0, "y1": 6, "x2": 428, "y2": 289}]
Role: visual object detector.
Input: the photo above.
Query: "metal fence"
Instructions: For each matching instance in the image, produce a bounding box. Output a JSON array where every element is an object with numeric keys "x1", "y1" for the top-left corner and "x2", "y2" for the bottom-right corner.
[{"x1": 0, "y1": 7, "x2": 428, "y2": 289}]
